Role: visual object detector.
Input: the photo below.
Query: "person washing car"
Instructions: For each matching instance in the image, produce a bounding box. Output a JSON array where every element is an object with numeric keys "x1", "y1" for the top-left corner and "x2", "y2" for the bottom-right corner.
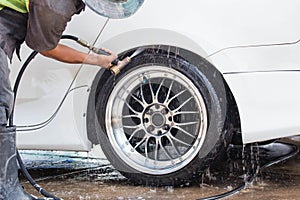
[{"x1": 0, "y1": 0, "x2": 144, "y2": 199}]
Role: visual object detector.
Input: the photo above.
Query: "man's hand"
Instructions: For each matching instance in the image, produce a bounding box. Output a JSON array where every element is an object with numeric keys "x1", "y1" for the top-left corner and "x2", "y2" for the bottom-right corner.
[
  {"x1": 84, "y1": 48, "x2": 118, "y2": 69},
  {"x1": 40, "y1": 44, "x2": 130, "y2": 71}
]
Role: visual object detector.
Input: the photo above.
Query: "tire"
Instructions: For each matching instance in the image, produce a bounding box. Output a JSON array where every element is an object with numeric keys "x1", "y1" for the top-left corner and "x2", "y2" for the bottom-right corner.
[{"x1": 94, "y1": 48, "x2": 230, "y2": 186}]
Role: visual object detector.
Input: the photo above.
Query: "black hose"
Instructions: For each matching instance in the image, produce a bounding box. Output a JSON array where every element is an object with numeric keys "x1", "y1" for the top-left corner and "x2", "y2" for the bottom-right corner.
[
  {"x1": 13, "y1": 52, "x2": 60, "y2": 199},
  {"x1": 197, "y1": 185, "x2": 245, "y2": 200},
  {"x1": 14, "y1": 33, "x2": 120, "y2": 199},
  {"x1": 60, "y1": 34, "x2": 79, "y2": 41},
  {"x1": 13, "y1": 35, "x2": 80, "y2": 200},
  {"x1": 9, "y1": 50, "x2": 38, "y2": 126},
  {"x1": 9, "y1": 34, "x2": 78, "y2": 126},
  {"x1": 17, "y1": 152, "x2": 60, "y2": 200}
]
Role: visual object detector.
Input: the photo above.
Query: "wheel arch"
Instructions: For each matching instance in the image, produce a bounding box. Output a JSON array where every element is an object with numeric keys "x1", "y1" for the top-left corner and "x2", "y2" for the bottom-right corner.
[
  {"x1": 86, "y1": 44, "x2": 241, "y2": 149},
  {"x1": 98, "y1": 28, "x2": 214, "y2": 66}
]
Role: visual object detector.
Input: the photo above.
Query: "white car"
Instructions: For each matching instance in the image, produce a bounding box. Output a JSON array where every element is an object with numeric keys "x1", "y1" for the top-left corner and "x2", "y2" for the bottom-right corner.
[{"x1": 12, "y1": 0, "x2": 300, "y2": 186}]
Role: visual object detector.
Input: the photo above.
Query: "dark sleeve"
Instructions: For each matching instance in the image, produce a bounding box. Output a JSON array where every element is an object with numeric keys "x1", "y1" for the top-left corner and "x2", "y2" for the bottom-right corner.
[{"x1": 25, "y1": 0, "x2": 85, "y2": 52}]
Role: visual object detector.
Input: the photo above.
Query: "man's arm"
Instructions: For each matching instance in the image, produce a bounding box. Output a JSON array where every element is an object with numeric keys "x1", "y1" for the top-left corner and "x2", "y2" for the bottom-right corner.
[{"x1": 40, "y1": 44, "x2": 118, "y2": 69}]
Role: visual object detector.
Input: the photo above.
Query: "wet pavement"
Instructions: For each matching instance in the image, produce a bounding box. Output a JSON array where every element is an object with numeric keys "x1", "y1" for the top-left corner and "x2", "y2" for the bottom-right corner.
[{"x1": 20, "y1": 137, "x2": 300, "y2": 200}]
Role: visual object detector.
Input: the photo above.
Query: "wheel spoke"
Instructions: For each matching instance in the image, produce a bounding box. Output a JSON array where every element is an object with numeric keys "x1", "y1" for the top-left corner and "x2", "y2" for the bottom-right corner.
[
  {"x1": 123, "y1": 114, "x2": 140, "y2": 119},
  {"x1": 117, "y1": 94, "x2": 141, "y2": 115},
  {"x1": 173, "y1": 125, "x2": 196, "y2": 139},
  {"x1": 154, "y1": 137, "x2": 159, "y2": 161},
  {"x1": 128, "y1": 127, "x2": 144, "y2": 142},
  {"x1": 173, "y1": 111, "x2": 200, "y2": 115},
  {"x1": 169, "y1": 134, "x2": 192, "y2": 147},
  {"x1": 159, "y1": 138, "x2": 172, "y2": 160},
  {"x1": 163, "y1": 80, "x2": 174, "y2": 104},
  {"x1": 134, "y1": 135, "x2": 148, "y2": 150},
  {"x1": 172, "y1": 96, "x2": 194, "y2": 112},
  {"x1": 155, "y1": 78, "x2": 165, "y2": 102},
  {"x1": 174, "y1": 121, "x2": 199, "y2": 126},
  {"x1": 166, "y1": 135, "x2": 181, "y2": 157},
  {"x1": 145, "y1": 136, "x2": 150, "y2": 159},
  {"x1": 123, "y1": 124, "x2": 141, "y2": 129},
  {"x1": 167, "y1": 89, "x2": 187, "y2": 105},
  {"x1": 139, "y1": 84, "x2": 147, "y2": 105},
  {"x1": 125, "y1": 101, "x2": 140, "y2": 115},
  {"x1": 148, "y1": 79, "x2": 156, "y2": 103},
  {"x1": 130, "y1": 93, "x2": 146, "y2": 108}
]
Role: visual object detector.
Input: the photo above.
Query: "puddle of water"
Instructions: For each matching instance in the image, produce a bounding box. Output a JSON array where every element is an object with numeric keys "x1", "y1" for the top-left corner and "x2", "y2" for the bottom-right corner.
[
  {"x1": 22, "y1": 173, "x2": 300, "y2": 200},
  {"x1": 20, "y1": 138, "x2": 300, "y2": 200}
]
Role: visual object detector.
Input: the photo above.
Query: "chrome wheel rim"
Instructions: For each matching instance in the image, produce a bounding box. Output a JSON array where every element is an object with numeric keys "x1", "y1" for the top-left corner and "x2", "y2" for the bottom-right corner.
[{"x1": 106, "y1": 66, "x2": 208, "y2": 174}]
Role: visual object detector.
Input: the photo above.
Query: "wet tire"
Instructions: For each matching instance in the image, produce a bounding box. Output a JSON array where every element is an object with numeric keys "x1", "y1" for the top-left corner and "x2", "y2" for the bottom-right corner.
[{"x1": 95, "y1": 48, "x2": 230, "y2": 186}]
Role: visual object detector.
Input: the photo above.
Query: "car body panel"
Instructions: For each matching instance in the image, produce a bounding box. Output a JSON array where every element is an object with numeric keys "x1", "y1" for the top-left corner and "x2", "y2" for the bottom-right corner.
[
  {"x1": 13, "y1": 10, "x2": 107, "y2": 150},
  {"x1": 11, "y1": 0, "x2": 300, "y2": 150},
  {"x1": 98, "y1": 0, "x2": 300, "y2": 57},
  {"x1": 210, "y1": 41, "x2": 300, "y2": 73},
  {"x1": 224, "y1": 71, "x2": 300, "y2": 143}
]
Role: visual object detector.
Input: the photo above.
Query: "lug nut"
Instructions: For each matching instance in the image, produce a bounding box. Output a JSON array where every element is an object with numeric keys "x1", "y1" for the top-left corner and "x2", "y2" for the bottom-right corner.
[
  {"x1": 147, "y1": 125, "x2": 155, "y2": 132},
  {"x1": 147, "y1": 109, "x2": 153, "y2": 115},
  {"x1": 161, "y1": 109, "x2": 168, "y2": 114},
  {"x1": 163, "y1": 125, "x2": 170, "y2": 131}
]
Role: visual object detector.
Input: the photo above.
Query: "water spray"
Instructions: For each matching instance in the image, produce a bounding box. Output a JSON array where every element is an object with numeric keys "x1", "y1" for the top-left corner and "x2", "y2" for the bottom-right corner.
[{"x1": 197, "y1": 141, "x2": 299, "y2": 200}]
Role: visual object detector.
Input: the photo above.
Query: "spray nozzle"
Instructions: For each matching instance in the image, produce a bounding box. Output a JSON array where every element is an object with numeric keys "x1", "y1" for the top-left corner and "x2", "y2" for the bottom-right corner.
[{"x1": 109, "y1": 57, "x2": 131, "y2": 75}]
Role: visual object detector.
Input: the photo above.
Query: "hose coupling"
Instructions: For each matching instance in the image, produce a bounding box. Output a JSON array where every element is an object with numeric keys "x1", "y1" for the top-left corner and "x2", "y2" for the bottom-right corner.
[{"x1": 76, "y1": 38, "x2": 93, "y2": 50}]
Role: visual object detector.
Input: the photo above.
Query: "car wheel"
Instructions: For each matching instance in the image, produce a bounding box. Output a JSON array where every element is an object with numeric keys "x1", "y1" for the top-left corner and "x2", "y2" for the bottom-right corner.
[{"x1": 95, "y1": 47, "x2": 230, "y2": 186}]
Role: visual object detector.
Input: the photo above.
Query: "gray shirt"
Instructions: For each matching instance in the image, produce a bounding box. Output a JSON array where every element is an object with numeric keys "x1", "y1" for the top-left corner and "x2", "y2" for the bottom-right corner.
[
  {"x1": 0, "y1": 0, "x2": 85, "y2": 60},
  {"x1": 26, "y1": 0, "x2": 85, "y2": 52}
]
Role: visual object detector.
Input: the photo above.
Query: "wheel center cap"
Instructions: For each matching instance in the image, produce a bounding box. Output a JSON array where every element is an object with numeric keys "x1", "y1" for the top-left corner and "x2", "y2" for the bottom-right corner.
[{"x1": 151, "y1": 112, "x2": 165, "y2": 127}]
